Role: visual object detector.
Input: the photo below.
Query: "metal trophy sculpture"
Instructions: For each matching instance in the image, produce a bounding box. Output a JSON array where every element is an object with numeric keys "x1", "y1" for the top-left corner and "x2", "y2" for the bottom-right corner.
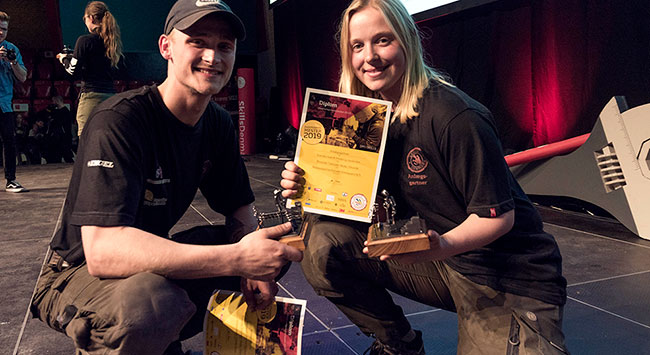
[
  {"x1": 366, "y1": 190, "x2": 430, "y2": 257},
  {"x1": 253, "y1": 189, "x2": 306, "y2": 250}
]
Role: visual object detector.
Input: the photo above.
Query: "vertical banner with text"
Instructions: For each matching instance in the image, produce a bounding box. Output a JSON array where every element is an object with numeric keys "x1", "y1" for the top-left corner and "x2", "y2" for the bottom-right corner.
[{"x1": 237, "y1": 68, "x2": 256, "y2": 155}]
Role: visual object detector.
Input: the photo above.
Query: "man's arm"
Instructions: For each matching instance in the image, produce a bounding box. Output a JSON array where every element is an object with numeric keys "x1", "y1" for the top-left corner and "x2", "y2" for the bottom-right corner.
[
  {"x1": 0, "y1": 45, "x2": 26, "y2": 82},
  {"x1": 9, "y1": 60, "x2": 26, "y2": 83},
  {"x1": 226, "y1": 203, "x2": 258, "y2": 242},
  {"x1": 81, "y1": 223, "x2": 302, "y2": 280}
]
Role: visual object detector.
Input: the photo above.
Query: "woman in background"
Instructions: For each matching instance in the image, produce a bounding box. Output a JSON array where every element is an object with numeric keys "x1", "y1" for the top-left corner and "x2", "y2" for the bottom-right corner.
[{"x1": 57, "y1": 1, "x2": 122, "y2": 137}]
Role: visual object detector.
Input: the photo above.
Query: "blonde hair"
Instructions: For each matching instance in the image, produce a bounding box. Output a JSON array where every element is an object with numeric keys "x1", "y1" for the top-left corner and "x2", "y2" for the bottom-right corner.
[
  {"x1": 338, "y1": 0, "x2": 451, "y2": 123},
  {"x1": 85, "y1": 1, "x2": 123, "y2": 68}
]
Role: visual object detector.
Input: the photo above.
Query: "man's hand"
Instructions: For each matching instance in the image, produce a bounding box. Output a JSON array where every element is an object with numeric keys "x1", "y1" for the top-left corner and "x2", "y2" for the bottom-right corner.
[
  {"x1": 234, "y1": 222, "x2": 303, "y2": 281},
  {"x1": 0, "y1": 46, "x2": 7, "y2": 62},
  {"x1": 280, "y1": 161, "x2": 305, "y2": 199},
  {"x1": 241, "y1": 278, "x2": 278, "y2": 311}
]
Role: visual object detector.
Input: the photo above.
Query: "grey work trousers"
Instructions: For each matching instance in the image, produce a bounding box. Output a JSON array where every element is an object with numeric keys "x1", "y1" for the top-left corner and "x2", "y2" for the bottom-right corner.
[
  {"x1": 31, "y1": 225, "x2": 242, "y2": 354},
  {"x1": 300, "y1": 215, "x2": 570, "y2": 354}
]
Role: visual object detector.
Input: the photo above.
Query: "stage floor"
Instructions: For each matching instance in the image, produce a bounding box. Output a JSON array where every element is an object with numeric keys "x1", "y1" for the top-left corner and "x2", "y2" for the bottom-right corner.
[{"x1": 3, "y1": 156, "x2": 650, "y2": 354}]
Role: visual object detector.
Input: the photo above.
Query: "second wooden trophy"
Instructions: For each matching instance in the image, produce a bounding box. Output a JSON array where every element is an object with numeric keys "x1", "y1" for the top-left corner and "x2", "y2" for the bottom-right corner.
[{"x1": 366, "y1": 190, "x2": 430, "y2": 257}]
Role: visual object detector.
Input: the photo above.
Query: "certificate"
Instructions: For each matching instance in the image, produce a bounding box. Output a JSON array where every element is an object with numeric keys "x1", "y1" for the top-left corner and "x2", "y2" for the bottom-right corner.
[
  {"x1": 204, "y1": 290, "x2": 307, "y2": 355},
  {"x1": 289, "y1": 88, "x2": 392, "y2": 222}
]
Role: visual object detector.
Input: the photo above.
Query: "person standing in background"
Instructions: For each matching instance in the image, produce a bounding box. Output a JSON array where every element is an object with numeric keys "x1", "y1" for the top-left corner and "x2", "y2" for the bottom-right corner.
[
  {"x1": 0, "y1": 10, "x2": 27, "y2": 192},
  {"x1": 57, "y1": 1, "x2": 123, "y2": 137}
]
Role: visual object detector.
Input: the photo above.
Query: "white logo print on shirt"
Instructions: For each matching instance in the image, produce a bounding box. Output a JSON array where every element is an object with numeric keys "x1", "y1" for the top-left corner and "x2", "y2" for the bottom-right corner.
[{"x1": 87, "y1": 160, "x2": 114, "y2": 168}]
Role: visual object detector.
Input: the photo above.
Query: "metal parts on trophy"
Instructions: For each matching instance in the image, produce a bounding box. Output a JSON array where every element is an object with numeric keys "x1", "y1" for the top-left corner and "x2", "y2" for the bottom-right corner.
[
  {"x1": 366, "y1": 190, "x2": 430, "y2": 257},
  {"x1": 253, "y1": 189, "x2": 307, "y2": 250},
  {"x1": 371, "y1": 216, "x2": 427, "y2": 241}
]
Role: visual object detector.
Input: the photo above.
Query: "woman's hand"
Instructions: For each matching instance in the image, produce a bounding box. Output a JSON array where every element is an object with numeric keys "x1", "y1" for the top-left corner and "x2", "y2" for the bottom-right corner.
[
  {"x1": 363, "y1": 211, "x2": 515, "y2": 263},
  {"x1": 363, "y1": 229, "x2": 452, "y2": 263},
  {"x1": 280, "y1": 161, "x2": 305, "y2": 199}
]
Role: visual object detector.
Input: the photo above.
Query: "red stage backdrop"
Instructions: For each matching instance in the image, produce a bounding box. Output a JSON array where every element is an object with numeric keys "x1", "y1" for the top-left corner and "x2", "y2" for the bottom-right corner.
[{"x1": 274, "y1": 0, "x2": 650, "y2": 153}]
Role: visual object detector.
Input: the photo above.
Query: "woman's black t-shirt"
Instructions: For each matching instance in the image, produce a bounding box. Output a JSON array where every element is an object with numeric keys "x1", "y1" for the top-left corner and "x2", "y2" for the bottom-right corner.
[{"x1": 379, "y1": 82, "x2": 567, "y2": 305}]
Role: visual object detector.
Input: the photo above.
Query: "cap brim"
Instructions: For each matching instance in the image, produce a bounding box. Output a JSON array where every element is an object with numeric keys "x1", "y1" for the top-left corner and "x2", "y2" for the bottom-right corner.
[{"x1": 171, "y1": 10, "x2": 246, "y2": 40}]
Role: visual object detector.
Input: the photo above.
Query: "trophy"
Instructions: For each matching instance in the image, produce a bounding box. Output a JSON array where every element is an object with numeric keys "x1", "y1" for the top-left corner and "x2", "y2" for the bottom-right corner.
[
  {"x1": 366, "y1": 190, "x2": 430, "y2": 257},
  {"x1": 253, "y1": 189, "x2": 307, "y2": 250}
]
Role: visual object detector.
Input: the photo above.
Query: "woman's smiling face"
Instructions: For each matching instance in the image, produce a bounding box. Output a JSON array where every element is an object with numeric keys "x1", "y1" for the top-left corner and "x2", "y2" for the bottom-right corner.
[{"x1": 348, "y1": 6, "x2": 406, "y2": 103}]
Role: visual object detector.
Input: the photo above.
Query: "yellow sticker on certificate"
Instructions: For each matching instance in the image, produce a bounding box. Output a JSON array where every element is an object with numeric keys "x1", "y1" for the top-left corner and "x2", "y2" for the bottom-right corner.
[{"x1": 289, "y1": 88, "x2": 392, "y2": 222}]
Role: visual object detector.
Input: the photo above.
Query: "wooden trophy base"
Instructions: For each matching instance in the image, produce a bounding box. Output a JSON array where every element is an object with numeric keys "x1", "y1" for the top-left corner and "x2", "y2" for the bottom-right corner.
[
  {"x1": 280, "y1": 234, "x2": 306, "y2": 251},
  {"x1": 279, "y1": 218, "x2": 308, "y2": 251},
  {"x1": 366, "y1": 216, "x2": 430, "y2": 257}
]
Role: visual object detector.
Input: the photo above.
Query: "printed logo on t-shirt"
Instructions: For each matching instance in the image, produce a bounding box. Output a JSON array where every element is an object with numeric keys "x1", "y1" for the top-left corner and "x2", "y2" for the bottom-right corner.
[
  {"x1": 143, "y1": 188, "x2": 168, "y2": 206},
  {"x1": 144, "y1": 189, "x2": 154, "y2": 202},
  {"x1": 406, "y1": 148, "x2": 428, "y2": 173},
  {"x1": 87, "y1": 160, "x2": 114, "y2": 168},
  {"x1": 406, "y1": 147, "x2": 429, "y2": 187}
]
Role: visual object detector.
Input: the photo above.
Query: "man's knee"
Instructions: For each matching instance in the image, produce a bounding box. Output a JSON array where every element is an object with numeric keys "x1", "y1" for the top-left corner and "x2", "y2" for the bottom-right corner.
[
  {"x1": 111, "y1": 272, "x2": 196, "y2": 327},
  {"x1": 67, "y1": 272, "x2": 196, "y2": 352}
]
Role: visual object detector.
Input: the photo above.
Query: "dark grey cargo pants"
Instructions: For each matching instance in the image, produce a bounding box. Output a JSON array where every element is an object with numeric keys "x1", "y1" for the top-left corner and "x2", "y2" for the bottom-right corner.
[
  {"x1": 31, "y1": 225, "x2": 241, "y2": 354},
  {"x1": 300, "y1": 216, "x2": 570, "y2": 354}
]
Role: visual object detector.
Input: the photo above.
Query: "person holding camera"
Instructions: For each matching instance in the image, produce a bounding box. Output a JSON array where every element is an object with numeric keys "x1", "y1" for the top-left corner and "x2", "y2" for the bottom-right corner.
[
  {"x1": 56, "y1": 1, "x2": 123, "y2": 137},
  {"x1": 0, "y1": 11, "x2": 27, "y2": 192}
]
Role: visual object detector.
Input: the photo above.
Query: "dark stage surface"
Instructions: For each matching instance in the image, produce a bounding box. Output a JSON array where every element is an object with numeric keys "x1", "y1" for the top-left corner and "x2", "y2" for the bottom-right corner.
[{"x1": 2, "y1": 156, "x2": 650, "y2": 354}]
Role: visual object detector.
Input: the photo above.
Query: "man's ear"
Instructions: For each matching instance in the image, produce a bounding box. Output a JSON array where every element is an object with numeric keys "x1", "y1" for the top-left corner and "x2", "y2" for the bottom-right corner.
[{"x1": 159, "y1": 34, "x2": 172, "y2": 60}]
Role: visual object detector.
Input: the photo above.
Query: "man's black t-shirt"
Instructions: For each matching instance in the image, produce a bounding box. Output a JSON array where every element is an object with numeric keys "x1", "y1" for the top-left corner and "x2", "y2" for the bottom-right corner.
[
  {"x1": 51, "y1": 85, "x2": 255, "y2": 264},
  {"x1": 380, "y1": 82, "x2": 567, "y2": 305}
]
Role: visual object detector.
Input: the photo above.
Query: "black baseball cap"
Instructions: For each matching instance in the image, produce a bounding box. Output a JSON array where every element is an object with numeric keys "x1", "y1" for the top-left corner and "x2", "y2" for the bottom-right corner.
[{"x1": 164, "y1": 0, "x2": 246, "y2": 40}]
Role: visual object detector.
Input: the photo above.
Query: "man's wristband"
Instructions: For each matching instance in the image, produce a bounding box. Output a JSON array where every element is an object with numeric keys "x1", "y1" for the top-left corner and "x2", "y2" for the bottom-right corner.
[{"x1": 9, "y1": 61, "x2": 17, "y2": 66}]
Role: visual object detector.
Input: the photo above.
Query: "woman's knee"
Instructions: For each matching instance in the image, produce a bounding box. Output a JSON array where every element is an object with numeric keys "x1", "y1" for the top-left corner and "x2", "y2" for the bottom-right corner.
[
  {"x1": 301, "y1": 220, "x2": 367, "y2": 296},
  {"x1": 304, "y1": 222, "x2": 357, "y2": 269}
]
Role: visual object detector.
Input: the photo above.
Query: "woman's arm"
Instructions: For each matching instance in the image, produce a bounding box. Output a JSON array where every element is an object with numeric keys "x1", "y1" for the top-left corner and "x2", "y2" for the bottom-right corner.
[{"x1": 371, "y1": 209, "x2": 515, "y2": 263}]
